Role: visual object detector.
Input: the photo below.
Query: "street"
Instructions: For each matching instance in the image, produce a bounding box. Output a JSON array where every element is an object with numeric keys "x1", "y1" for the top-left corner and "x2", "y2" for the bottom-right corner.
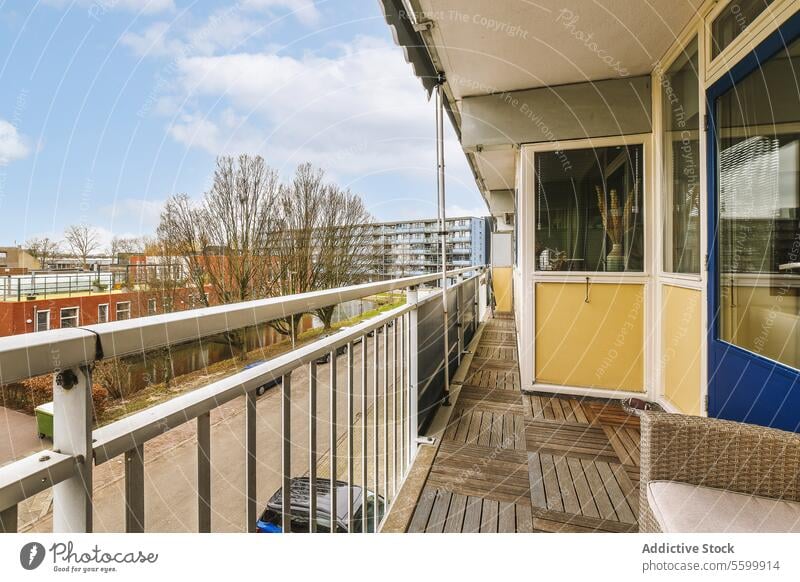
[{"x1": 25, "y1": 331, "x2": 405, "y2": 532}]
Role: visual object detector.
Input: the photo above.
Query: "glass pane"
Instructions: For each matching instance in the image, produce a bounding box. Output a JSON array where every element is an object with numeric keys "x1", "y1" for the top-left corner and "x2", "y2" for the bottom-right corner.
[
  {"x1": 662, "y1": 37, "x2": 701, "y2": 274},
  {"x1": 711, "y1": 0, "x2": 776, "y2": 59},
  {"x1": 535, "y1": 145, "x2": 644, "y2": 272},
  {"x1": 718, "y1": 36, "x2": 800, "y2": 369}
]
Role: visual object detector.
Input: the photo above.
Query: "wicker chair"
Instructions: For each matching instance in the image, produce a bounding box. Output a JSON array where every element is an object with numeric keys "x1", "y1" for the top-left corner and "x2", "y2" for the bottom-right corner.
[{"x1": 639, "y1": 411, "x2": 800, "y2": 533}]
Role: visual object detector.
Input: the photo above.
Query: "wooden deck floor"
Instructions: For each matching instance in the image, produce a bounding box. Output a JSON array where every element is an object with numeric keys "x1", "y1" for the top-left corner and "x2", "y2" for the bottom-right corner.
[{"x1": 408, "y1": 314, "x2": 641, "y2": 533}]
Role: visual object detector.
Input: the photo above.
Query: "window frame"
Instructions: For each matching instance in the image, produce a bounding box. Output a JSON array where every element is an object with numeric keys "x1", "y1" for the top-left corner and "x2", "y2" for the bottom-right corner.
[
  {"x1": 148, "y1": 298, "x2": 157, "y2": 315},
  {"x1": 97, "y1": 303, "x2": 109, "y2": 324},
  {"x1": 35, "y1": 309, "x2": 50, "y2": 332},
  {"x1": 527, "y1": 133, "x2": 652, "y2": 280},
  {"x1": 657, "y1": 33, "x2": 704, "y2": 280},
  {"x1": 705, "y1": 0, "x2": 798, "y2": 85},
  {"x1": 60, "y1": 306, "x2": 80, "y2": 328},
  {"x1": 115, "y1": 301, "x2": 131, "y2": 321}
]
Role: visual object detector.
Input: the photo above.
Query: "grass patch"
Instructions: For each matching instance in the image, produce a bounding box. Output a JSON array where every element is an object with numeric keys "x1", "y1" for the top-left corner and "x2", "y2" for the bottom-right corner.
[{"x1": 98, "y1": 297, "x2": 406, "y2": 426}]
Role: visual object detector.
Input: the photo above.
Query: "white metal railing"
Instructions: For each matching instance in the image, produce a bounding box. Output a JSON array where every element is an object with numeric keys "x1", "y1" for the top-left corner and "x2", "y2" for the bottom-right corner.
[{"x1": 0, "y1": 266, "x2": 487, "y2": 534}]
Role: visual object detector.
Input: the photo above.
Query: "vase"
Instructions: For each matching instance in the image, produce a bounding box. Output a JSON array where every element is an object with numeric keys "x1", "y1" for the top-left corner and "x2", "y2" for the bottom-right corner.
[{"x1": 606, "y1": 243, "x2": 624, "y2": 272}]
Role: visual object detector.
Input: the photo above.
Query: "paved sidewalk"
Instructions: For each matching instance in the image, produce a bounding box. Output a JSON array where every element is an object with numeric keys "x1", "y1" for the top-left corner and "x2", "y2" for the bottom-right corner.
[{"x1": 0, "y1": 405, "x2": 46, "y2": 468}]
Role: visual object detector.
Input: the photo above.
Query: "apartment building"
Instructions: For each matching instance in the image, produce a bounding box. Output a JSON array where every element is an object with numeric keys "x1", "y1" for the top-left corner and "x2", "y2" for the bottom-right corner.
[{"x1": 367, "y1": 216, "x2": 489, "y2": 278}]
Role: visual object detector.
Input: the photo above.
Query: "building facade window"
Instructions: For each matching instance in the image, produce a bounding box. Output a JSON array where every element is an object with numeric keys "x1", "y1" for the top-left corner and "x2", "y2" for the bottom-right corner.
[
  {"x1": 148, "y1": 298, "x2": 157, "y2": 315},
  {"x1": 35, "y1": 309, "x2": 50, "y2": 332},
  {"x1": 711, "y1": 0, "x2": 776, "y2": 59},
  {"x1": 60, "y1": 307, "x2": 79, "y2": 328},
  {"x1": 535, "y1": 144, "x2": 645, "y2": 272},
  {"x1": 717, "y1": 35, "x2": 800, "y2": 370},
  {"x1": 98, "y1": 304, "x2": 109, "y2": 323},
  {"x1": 661, "y1": 36, "x2": 701, "y2": 274},
  {"x1": 116, "y1": 301, "x2": 131, "y2": 321}
]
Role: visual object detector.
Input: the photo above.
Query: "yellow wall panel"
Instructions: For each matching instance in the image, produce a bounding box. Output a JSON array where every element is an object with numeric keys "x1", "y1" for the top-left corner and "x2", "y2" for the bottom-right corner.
[
  {"x1": 535, "y1": 282, "x2": 644, "y2": 391},
  {"x1": 661, "y1": 285, "x2": 702, "y2": 415},
  {"x1": 493, "y1": 267, "x2": 513, "y2": 312}
]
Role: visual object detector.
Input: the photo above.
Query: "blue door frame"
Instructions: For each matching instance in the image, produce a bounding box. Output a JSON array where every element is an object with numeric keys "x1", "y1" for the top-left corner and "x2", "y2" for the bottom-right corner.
[{"x1": 707, "y1": 10, "x2": 800, "y2": 432}]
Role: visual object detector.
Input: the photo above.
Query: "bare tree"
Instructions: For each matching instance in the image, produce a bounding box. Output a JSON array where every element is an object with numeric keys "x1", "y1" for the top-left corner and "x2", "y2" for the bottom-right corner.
[
  {"x1": 312, "y1": 185, "x2": 374, "y2": 328},
  {"x1": 158, "y1": 155, "x2": 281, "y2": 355},
  {"x1": 25, "y1": 236, "x2": 61, "y2": 269},
  {"x1": 64, "y1": 224, "x2": 101, "y2": 269},
  {"x1": 110, "y1": 235, "x2": 146, "y2": 257},
  {"x1": 269, "y1": 164, "x2": 374, "y2": 333}
]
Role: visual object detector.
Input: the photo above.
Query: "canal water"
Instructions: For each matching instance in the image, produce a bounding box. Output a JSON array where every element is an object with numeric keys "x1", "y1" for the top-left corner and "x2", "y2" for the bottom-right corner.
[{"x1": 120, "y1": 299, "x2": 378, "y2": 394}]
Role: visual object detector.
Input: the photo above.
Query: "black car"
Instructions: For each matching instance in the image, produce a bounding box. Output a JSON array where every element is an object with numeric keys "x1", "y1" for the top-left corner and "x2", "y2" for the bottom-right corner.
[
  {"x1": 256, "y1": 477, "x2": 385, "y2": 533},
  {"x1": 314, "y1": 343, "x2": 348, "y2": 365},
  {"x1": 243, "y1": 360, "x2": 283, "y2": 396}
]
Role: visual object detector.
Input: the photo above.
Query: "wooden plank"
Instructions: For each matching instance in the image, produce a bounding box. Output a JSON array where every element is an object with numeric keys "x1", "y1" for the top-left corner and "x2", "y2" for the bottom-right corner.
[
  {"x1": 554, "y1": 455, "x2": 581, "y2": 515},
  {"x1": 581, "y1": 459, "x2": 617, "y2": 521},
  {"x1": 604, "y1": 426, "x2": 635, "y2": 466},
  {"x1": 480, "y1": 499, "x2": 499, "y2": 533},
  {"x1": 611, "y1": 462, "x2": 639, "y2": 517},
  {"x1": 478, "y1": 411, "x2": 492, "y2": 447},
  {"x1": 408, "y1": 488, "x2": 437, "y2": 533},
  {"x1": 425, "y1": 490, "x2": 452, "y2": 533},
  {"x1": 527, "y1": 452, "x2": 547, "y2": 509},
  {"x1": 443, "y1": 409, "x2": 463, "y2": 441},
  {"x1": 466, "y1": 411, "x2": 483, "y2": 444},
  {"x1": 443, "y1": 493, "x2": 468, "y2": 533},
  {"x1": 498, "y1": 501, "x2": 516, "y2": 533},
  {"x1": 516, "y1": 503, "x2": 533, "y2": 533},
  {"x1": 514, "y1": 414, "x2": 525, "y2": 451},
  {"x1": 595, "y1": 462, "x2": 637, "y2": 524},
  {"x1": 454, "y1": 410, "x2": 473, "y2": 443},
  {"x1": 540, "y1": 454, "x2": 563, "y2": 512},
  {"x1": 462, "y1": 496, "x2": 482, "y2": 533},
  {"x1": 567, "y1": 456, "x2": 599, "y2": 519},
  {"x1": 532, "y1": 510, "x2": 637, "y2": 533},
  {"x1": 571, "y1": 400, "x2": 590, "y2": 424},
  {"x1": 490, "y1": 412, "x2": 503, "y2": 448}
]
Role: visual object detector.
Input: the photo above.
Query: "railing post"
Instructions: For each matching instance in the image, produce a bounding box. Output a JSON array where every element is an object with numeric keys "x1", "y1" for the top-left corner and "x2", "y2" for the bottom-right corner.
[
  {"x1": 456, "y1": 274, "x2": 464, "y2": 364},
  {"x1": 52, "y1": 365, "x2": 93, "y2": 533},
  {"x1": 197, "y1": 412, "x2": 211, "y2": 533},
  {"x1": 245, "y1": 389, "x2": 257, "y2": 532},
  {"x1": 125, "y1": 445, "x2": 145, "y2": 533},
  {"x1": 406, "y1": 285, "x2": 419, "y2": 465}
]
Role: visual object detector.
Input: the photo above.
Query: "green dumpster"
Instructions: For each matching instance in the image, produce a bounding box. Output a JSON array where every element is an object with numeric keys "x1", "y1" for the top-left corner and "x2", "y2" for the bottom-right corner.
[{"x1": 35, "y1": 402, "x2": 54, "y2": 440}]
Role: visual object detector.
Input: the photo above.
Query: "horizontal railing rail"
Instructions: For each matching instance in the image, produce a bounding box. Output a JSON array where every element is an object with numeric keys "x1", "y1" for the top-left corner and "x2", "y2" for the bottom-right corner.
[
  {"x1": 0, "y1": 266, "x2": 489, "y2": 534},
  {"x1": 0, "y1": 267, "x2": 476, "y2": 385}
]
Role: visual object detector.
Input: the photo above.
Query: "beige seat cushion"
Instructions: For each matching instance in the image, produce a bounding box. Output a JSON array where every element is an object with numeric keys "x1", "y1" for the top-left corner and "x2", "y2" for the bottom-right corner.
[{"x1": 647, "y1": 481, "x2": 800, "y2": 533}]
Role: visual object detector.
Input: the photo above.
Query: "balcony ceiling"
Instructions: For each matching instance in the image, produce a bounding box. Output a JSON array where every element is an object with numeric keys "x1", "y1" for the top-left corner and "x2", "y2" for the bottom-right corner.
[{"x1": 415, "y1": 0, "x2": 704, "y2": 100}]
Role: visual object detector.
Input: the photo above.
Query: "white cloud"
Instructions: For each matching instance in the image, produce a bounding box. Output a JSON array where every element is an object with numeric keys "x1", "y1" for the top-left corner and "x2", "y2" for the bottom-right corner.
[
  {"x1": 242, "y1": 0, "x2": 321, "y2": 26},
  {"x1": 44, "y1": 0, "x2": 175, "y2": 15},
  {"x1": 0, "y1": 119, "x2": 30, "y2": 165},
  {"x1": 163, "y1": 37, "x2": 465, "y2": 181}
]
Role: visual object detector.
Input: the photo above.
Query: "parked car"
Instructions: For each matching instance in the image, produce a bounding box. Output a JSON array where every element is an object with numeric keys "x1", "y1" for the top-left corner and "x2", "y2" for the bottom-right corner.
[
  {"x1": 314, "y1": 330, "x2": 349, "y2": 364},
  {"x1": 256, "y1": 477, "x2": 385, "y2": 533},
  {"x1": 242, "y1": 360, "x2": 283, "y2": 396}
]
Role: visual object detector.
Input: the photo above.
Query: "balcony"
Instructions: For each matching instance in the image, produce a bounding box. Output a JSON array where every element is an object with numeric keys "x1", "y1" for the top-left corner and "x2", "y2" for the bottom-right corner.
[{"x1": 0, "y1": 267, "x2": 489, "y2": 533}]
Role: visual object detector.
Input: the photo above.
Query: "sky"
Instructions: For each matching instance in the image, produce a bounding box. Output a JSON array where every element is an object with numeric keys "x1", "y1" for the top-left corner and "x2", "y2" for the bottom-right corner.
[{"x1": 0, "y1": 0, "x2": 486, "y2": 250}]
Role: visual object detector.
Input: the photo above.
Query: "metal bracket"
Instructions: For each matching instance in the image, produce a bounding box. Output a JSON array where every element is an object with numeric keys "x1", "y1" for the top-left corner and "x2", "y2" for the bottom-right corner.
[
  {"x1": 413, "y1": 19, "x2": 434, "y2": 32},
  {"x1": 416, "y1": 436, "x2": 436, "y2": 446},
  {"x1": 55, "y1": 369, "x2": 78, "y2": 390}
]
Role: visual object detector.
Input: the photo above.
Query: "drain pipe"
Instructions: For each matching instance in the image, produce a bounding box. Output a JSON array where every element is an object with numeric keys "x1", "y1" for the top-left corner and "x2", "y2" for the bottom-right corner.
[{"x1": 436, "y1": 74, "x2": 451, "y2": 406}]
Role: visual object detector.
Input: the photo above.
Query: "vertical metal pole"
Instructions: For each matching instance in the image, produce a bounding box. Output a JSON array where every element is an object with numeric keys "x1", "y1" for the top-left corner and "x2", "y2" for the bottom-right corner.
[
  {"x1": 281, "y1": 372, "x2": 292, "y2": 533},
  {"x1": 399, "y1": 314, "x2": 406, "y2": 477},
  {"x1": 382, "y1": 323, "x2": 389, "y2": 507},
  {"x1": 392, "y1": 317, "x2": 398, "y2": 497},
  {"x1": 125, "y1": 444, "x2": 145, "y2": 533},
  {"x1": 436, "y1": 79, "x2": 451, "y2": 406},
  {"x1": 372, "y1": 331, "x2": 379, "y2": 533},
  {"x1": 406, "y1": 287, "x2": 419, "y2": 466},
  {"x1": 360, "y1": 335, "x2": 367, "y2": 534},
  {"x1": 309, "y1": 362, "x2": 317, "y2": 533},
  {"x1": 457, "y1": 276, "x2": 464, "y2": 364},
  {"x1": 245, "y1": 390, "x2": 257, "y2": 532},
  {"x1": 197, "y1": 412, "x2": 211, "y2": 533},
  {"x1": 53, "y1": 365, "x2": 93, "y2": 533},
  {"x1": 346, "y1": 342, "x2": 354, "y2": 533},
  {"x1": 329, "y1": 351, "x2": 337, "y2": 534}
]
